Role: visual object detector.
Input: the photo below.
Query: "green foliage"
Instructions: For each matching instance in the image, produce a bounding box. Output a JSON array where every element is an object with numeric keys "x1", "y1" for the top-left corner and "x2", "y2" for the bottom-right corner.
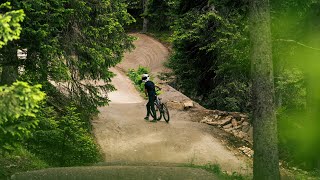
[
  {"x1": 184, "y1": 163, "x2": 250, "y2": 180},
  {"x1": 173, "y1": 0, "x2": 208, "y2": 14},
  {"x1": 0, "y1": 147, "x2": 48, "y2": 179},
  {"x1": 205, "y1": 81, "x2": 251, "y2": 112},
  {"x1": 128, "y1": 66, "x2": 161, "y2": 96},
  {"x1": 1, "y1": 0, "x2": 134, "y2": 110},
  {"x1": 146, "y1": 31, "x2": 172, "y2": 46},
  {"x1": 0, "y1": 2, "x2": 25, "y2": 48},
  {"x1": 27, "y1": 106, "x2": 101, "y2": 167},
  {"x1": 146, "y1": 0, "x2": 176, "y2": 31},
  {"x1": 169, "y1": 8, "x2": 250, "y2": 112},
  {"x1": 0, "y1": 81, "x2": 45, "y2": 153},
  {"x1": 126, "y1": 0, "x2": 179, "y2": 32},
  {"x1": 271, "y1": 0, "x2": 320, "y2": 170},
  {"x1": 126, "y1": 0, "x2": 143, "y2": 9},
  {"x1": 275, "y1": 69, "x2": 306, "y2": 110},
  {"x1": 287, "y1": 168, "x2": 320, "y2": 180},
  {"x1": 128, "y1": 66, "x2": 150, "y2": 93},
  {"x1": 0, "y1": 0, "x2": 132, "y2": 171}
]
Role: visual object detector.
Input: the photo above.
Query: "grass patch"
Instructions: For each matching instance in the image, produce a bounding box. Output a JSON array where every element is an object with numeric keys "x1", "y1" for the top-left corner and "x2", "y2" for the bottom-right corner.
[
  {"x1": 182, "y1": 163, "x2": 250, "y2": 180},
  {"x1": 0, "y1": 148, "x2": 48, "y2": 179},
  {"x1": 281, "y1": 166, "x2": 320, "y2": 179}
]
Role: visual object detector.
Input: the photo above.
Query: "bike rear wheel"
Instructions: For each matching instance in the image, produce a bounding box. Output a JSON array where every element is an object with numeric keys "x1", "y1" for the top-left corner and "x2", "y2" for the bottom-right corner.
[
  {"x1": 150, "y1": 103, "x2": 161, "y2": 120},
  {"x1": 162, "y1": 104, "x2": 170, "y2": 123}
]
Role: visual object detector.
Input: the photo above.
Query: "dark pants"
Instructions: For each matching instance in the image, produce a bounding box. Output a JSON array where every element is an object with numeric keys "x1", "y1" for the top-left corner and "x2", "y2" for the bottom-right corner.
[{"x1": 146, "y1": 95, "x2": 156, "y2": 119}]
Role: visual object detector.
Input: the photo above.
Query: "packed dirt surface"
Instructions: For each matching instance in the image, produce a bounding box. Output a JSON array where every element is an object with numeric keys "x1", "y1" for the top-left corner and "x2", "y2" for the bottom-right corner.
[
  {"x1": 118, "y1": 33, "x2": 170, "y2": 75},
  {"x1": 92, "y1": 33, "x2": 250, "y2": 174},
  {"x1": 12, "y1": 166, "x2": 218, "y2": 180},
  {"x1": 107, "y1": 67, "x2": 144, "y2": 104}
]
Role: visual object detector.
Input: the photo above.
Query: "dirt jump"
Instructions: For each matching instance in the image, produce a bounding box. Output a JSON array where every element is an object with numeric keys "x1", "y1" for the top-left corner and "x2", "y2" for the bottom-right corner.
[{"x1": 92, "y1": 33, "x2": 250, "y2": 174}]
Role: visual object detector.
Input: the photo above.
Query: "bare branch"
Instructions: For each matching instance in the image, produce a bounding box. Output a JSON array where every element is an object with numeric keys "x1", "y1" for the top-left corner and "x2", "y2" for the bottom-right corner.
[{"x1": 275, "y1": 39, "x2": 320, "y2": 51}]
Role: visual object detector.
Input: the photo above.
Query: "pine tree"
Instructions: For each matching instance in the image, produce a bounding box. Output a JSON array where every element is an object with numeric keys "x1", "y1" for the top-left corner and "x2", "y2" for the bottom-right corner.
[{"x1": 249, "y1": 0, "x2": 280, "y2": 179}]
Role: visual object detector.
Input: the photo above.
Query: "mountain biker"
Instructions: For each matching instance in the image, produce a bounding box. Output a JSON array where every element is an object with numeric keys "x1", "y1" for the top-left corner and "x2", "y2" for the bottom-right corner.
[{"x1": 142, "y1": 74, "x2": 160, "y2": 122}]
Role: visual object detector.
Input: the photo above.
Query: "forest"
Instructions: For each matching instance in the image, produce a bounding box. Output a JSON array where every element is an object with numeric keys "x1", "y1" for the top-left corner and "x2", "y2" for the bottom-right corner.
[{"x1": 1, "y1": 0, "x2": 320, "y2": 179}]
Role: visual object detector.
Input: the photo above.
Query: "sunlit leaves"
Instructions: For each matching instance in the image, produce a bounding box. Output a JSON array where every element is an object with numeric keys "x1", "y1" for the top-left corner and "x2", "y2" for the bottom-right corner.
[
  {"x1": 128, "y1": 66, "x2": 150, "y2": 93},
  {"x1": 27, "y1": 106, "x2": 101, "y2": 166},
  {"x1": 0, "y1": 81, "x2": 45, "y2": 152},
  {"x1": 0, "y1": 2, "x2": 25, "y2": 48},
  {"x1": 1, "y1": 0, "x2": 135, "y2": 114}
]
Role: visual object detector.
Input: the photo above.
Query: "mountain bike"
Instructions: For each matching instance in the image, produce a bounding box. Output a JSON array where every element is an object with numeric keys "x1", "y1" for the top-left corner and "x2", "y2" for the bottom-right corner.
[{"x1": 150, "y1": 95, "x2": 170, "y2": 123}]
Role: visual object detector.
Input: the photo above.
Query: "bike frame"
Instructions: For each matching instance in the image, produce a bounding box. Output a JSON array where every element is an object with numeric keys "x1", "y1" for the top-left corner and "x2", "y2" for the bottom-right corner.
[{"x1": 154, "y1": 96, "x2": 162, "y2": 109}]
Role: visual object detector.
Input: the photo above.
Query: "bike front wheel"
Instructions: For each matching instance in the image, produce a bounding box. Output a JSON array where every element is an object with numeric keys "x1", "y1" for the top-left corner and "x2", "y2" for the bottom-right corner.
[{"x1": 162, "y1": 104, "x2": 170, "y2": 123}]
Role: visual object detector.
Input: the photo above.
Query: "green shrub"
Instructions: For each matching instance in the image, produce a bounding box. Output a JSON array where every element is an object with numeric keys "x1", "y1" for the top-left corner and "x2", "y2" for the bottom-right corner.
[
  {"x1": 0, "y1": 147, "x2": 48, "y2": 179},
  {"x1": 168, "y1": 11, "x2": 250, "y2": 112},
  {"x1": 27, "y1": 106, "x2": 101, "y2": 167},
  {"x1": 128, "y1": 66, "x2": 150, "y2": 93},
  {"x1": 0, "y1": 81, "x2": 45, "y2": 153},
  {"x1": 127, "y1": 66, "x2": 161, "y2": 95},
  {"x1": 184, "y1": 163, "x2": 250, "y2": 180}
]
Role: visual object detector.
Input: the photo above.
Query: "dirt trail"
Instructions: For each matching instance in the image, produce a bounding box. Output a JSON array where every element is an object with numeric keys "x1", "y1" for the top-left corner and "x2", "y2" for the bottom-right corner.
[
  {"x1": 107, "y1": 67, "x2": 144, "y2": 104},
  {"x1": 92, "y1": 33, "x2": 249, "y2": 174},
  {"x1": 118, "y1": 33, "x2": 170, "y2": 75}
]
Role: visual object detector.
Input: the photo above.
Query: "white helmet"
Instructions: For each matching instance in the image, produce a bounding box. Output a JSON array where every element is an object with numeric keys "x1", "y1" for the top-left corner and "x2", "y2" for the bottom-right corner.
[{"x1": 141, "y1": 74, "x2": 150, "y2": 82}]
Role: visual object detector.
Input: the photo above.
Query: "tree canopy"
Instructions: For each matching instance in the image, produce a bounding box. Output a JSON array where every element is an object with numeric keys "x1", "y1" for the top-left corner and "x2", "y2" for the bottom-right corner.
[
  {"x1": 0, "y1": 2, "x2": 24, "y2": 48},
  {"x1": 0, "y1": 0, "x2": 135, "y2": 172}
]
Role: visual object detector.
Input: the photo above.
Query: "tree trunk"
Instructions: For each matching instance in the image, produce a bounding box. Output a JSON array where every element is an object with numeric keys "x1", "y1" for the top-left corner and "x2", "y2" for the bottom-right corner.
[
  {"x1": 0, "y1": 65, "x2": 18, "y2": 85},
  {"x1": 142, "y1": 0, "x2": 149, "y2": 33},
  {"x1": 249, "y1": 0, "x2": 280, "y2": 179},
  {"x1": 142, "y1": 17, "x2": 149, "y2": 33},
  {"x1": 0, "y1": 44, "x2": 19, "y2": 85}
]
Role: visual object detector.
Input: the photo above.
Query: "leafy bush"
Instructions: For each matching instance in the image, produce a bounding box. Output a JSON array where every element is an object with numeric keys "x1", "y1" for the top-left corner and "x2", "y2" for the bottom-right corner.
[
  {"x1": 146, "y1": 0, "x2": 176, "y2": 31},
  {"x1": 0, "y1": 147, "x2": 48, "y2": 179},
  {"x1": 27, "y1": 106, "x2": 101, "y2": 167},
  {"x1": 0, "y1": 2, "x2": 25, "y2": 48},
  {"x1": 128, "y1": 66, "x2": 150, "y2": 93},
  {"x1": 128, "y1": 66, "x2": 161, "y2": 95},
  {"x1": 205, "y1": 81, "x2": 251, "y2": 112},
  {"x1": 168, "y1": 10, "x2": 250, "y2": 112},
  {"x1": 0, "y1": 81, "x2": 45, "y2": 153},
  {"x1": 128, "y1": 66, "x2": 161, "y2": 96},
  {"x1": 275, "y1": 68, "x2": 306, "y2": 110}
]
